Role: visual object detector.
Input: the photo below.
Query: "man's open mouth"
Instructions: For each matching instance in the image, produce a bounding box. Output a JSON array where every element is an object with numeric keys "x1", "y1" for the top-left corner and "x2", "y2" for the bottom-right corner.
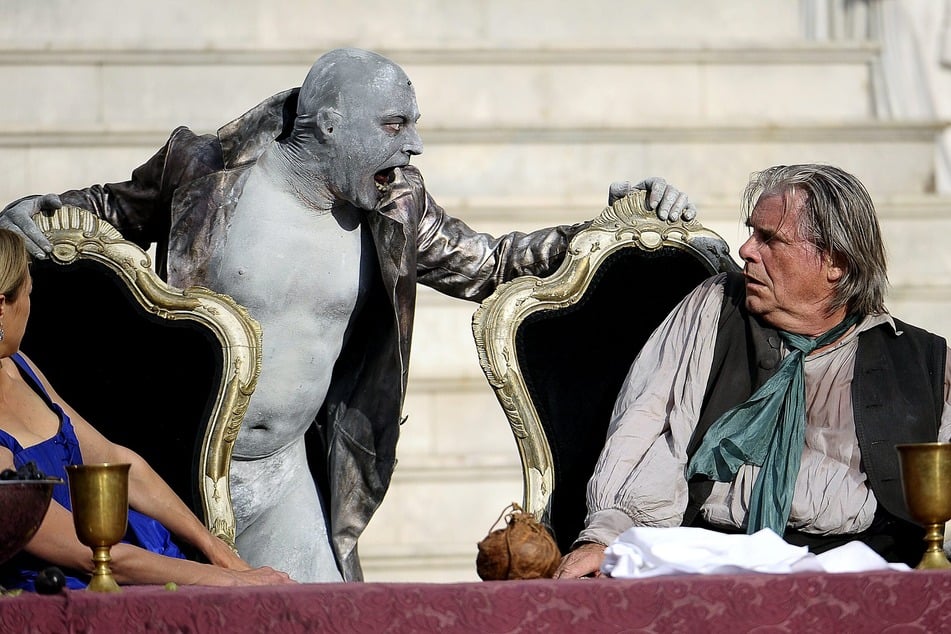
[{"x1": 374, "y1": 168, "x2": 396, "y2": 194}]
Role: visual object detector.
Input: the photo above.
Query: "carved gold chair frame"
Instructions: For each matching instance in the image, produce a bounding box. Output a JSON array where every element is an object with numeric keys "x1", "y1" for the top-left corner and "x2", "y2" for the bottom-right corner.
[
  {"x1": 30, "y1": 206, "x2": 262, "y2": 547},
  {"x1": 472, "y1": 192, "x2": 735, "y2": 546}
]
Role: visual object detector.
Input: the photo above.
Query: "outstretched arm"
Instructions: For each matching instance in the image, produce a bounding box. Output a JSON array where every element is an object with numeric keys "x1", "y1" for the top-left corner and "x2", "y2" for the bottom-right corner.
[{"x1": 413, "y1": 169, "x2": 700, "y2": 301}]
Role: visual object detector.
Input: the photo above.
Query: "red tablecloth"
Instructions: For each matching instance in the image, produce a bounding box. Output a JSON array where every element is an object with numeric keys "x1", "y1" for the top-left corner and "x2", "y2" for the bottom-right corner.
[{"x1": 2, "y1": 570, "x2": 950, "y2": 633}]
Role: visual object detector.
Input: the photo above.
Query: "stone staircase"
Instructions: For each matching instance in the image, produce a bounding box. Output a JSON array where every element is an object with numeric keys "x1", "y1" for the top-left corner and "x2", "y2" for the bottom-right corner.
[{"x1": 1, "y1": 0, "x2": 948, "y2": 581}]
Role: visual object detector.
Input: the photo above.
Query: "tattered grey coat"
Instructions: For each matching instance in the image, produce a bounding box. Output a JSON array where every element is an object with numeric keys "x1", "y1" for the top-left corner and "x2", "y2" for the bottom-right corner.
[{"x1": 59, "y1": 90, "x2": 583, "y2": 580}]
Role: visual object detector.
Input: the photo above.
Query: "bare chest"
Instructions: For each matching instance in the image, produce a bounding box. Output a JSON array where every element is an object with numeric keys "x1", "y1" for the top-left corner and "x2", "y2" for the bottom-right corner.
[{"x1": 209, "y1": 174, "x2": 373, "y2": 320}]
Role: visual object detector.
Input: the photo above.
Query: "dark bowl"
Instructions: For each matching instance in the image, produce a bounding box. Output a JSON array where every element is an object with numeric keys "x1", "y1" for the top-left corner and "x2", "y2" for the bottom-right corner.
[{"x1": 0, "y1": 479, "x2": 60, "y2": 565}]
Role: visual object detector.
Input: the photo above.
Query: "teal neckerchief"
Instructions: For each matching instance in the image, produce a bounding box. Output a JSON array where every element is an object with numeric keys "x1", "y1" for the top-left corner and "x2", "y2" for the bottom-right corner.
[{"x1": 685, "y1": 311, "x2": 862, "y2": 535}]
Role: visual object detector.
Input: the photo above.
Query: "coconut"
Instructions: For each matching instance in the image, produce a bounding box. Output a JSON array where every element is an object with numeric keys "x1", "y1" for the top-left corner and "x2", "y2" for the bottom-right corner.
[{"x1": 476, "y1": 503, "x2": 561, "y2": 580}]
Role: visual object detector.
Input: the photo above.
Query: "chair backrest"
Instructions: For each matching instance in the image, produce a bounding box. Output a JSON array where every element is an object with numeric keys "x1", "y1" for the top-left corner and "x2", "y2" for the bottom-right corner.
[
  {"x1": 20, "y1": 206, "x2": 262, "y2": 549},
  {"x1": 472, "y1": 192, "x2": 738, "y2": 552}
]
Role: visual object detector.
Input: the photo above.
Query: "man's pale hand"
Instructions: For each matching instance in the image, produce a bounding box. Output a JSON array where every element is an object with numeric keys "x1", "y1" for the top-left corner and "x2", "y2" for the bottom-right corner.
[
  {"x1": 552, "y1": 541, "x2": 606, "y2": 579},
  {"x1": 0, "y1": 194, "x2": 61, "y2": 258},
  {"x1": 608, "y1": 177, "x2": 697, "y2": 222}
]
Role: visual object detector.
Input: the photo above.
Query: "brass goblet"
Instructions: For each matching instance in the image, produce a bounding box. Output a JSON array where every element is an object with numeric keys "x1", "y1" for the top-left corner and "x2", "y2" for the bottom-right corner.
[
  {"x1": 66, "y1": 463, "x2": 130, "y2": 592},
  {"x1": 896, "y1": 442, "x2": 951, "y2": 570}
]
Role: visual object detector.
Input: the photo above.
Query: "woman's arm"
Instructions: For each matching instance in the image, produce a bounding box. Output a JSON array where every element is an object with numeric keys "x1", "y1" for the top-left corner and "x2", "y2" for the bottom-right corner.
[
  {"x1": 15, "y1": 355, "x2": 289, "y2": 582},
  {"x1": 2, "y1": 446, "x2": 289, "y2": 585}
]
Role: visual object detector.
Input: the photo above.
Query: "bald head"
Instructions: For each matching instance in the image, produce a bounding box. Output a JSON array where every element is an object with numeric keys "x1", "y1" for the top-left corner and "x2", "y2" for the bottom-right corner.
[{"x1": 298, "y1": 48, "x2": 413, "y2": 117}]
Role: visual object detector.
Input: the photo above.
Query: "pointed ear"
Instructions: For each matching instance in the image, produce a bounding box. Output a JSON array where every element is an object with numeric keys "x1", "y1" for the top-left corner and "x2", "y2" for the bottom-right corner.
[{"x1": 315, "y1": 107, "x2": 343, "y2": 140}]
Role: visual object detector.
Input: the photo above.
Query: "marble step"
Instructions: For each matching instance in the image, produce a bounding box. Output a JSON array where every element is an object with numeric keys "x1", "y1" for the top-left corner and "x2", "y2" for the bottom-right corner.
[
  {"x1": 407, "y1": 293, "x2": 951, "y2": 384},
  {"x1": 0, "y1": 42, "x2": 878, "y2": 130},
  {"x1": 1, "y1": 0, "x2": 803, "y2": 52},
  {"x1": 412, "y1": 124, "x2": 942, "y2": 202},
  {"x1": 358, "y1": 455, "x2": 522, "y2": 583},
  {"x1": 0, "y1": 122, "x2": 941, "y2": 207},
  {"x1": 359, "y1": 543, "x2": 485, "y2": 583}
]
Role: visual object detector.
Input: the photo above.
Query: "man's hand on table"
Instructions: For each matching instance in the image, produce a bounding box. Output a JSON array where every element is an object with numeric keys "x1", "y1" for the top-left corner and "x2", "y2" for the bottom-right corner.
[{"x1": 553, "y1": 542, "x2": 606, "y2": 579}]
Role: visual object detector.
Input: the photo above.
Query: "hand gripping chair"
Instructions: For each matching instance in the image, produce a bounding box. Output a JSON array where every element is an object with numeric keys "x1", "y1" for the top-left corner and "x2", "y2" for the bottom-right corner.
[
  {"x1": 20, "y1": 206, "x2": 262, "y2": 550},
  {"x1": 472, "y1": 192, "x2": 738, "y2": 553}
]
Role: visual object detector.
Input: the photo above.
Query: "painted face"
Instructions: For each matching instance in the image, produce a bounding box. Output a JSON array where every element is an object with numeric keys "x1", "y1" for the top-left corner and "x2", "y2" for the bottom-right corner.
[
  {"x1": 2, "y1": 272, "x2": 31, "y2": 352},
  {"x1": 323, "y1": 64, "x2": 423, "y2": 211},
  {"x1": 738, "y1": 192, "x2": 839, "y2": 333}
]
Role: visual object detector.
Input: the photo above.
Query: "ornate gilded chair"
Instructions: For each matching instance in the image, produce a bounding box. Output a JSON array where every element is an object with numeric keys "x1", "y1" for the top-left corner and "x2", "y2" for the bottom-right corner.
[
  {"x1": 472, "y1": 192, "x2": 738, "y2": 552},
  {"x1": 20, "y1": 207, "x2": 262, "y2": 550}
]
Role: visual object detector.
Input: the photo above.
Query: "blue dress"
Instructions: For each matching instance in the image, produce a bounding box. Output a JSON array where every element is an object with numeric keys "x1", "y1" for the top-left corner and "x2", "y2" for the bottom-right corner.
[{"x1": 0, "y1": 353, "x2": 184, "y2": 591}]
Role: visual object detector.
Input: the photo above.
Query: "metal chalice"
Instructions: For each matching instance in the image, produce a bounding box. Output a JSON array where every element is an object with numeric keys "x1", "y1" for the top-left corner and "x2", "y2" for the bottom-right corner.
[
  {"x1": 896, "y1": 443, "x2": 951, "y2": 569},
  {"x1": 66, "y1": 463, "x2": 130, "y2": 592}
]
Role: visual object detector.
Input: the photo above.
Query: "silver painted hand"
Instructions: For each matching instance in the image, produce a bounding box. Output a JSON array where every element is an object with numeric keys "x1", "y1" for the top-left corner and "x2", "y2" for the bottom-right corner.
[
  {"x1": 0, "y1": 194, "x2": 60, "y2": 258},
  {"x1": 608, "y1": 177, "x2": 697, "y2": 222}
]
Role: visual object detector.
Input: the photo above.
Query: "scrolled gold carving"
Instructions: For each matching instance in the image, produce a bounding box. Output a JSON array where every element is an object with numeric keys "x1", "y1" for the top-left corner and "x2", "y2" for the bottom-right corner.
[
  {"x1": 39, "y1": 206, "x2": 262, "y2": 544},
  {"x1": 471, "y1": 191, "x2": 734, "y2": 521}
]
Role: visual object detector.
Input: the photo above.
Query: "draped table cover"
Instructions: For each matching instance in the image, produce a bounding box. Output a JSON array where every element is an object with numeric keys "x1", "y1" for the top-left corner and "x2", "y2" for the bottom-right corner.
[{"x1": 2, "y1": 570, "x2": 950, "y2": 633}]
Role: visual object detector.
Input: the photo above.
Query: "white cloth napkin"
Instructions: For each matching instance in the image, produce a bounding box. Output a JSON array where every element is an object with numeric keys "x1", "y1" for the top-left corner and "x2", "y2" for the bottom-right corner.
[{"x1": 601, "y1": 526, "x2": 909, "y2": 578}]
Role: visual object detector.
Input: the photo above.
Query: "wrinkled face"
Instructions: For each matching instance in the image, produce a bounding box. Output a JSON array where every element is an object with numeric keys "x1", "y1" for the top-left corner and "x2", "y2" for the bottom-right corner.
[
  {"x1": 323, "y1": 64, "x2": 423, "y2": 210},
  {"x1": 1, "y1": 273, "x2": 31, "y2": 352},
  {"x1": 738, "y1": 192, "x2": 838, "y2": 332}
]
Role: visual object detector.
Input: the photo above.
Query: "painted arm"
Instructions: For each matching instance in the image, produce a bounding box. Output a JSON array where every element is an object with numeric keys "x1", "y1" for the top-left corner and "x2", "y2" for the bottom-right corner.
[{"x1": 413, "y1": 170, "x2": 700, "y2": 301}]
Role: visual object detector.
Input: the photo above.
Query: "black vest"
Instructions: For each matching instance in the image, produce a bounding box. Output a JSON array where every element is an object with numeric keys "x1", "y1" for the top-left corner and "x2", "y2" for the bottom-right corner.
[{"x1": 688, "y1": 272, "x2": 946, "y2": 528}]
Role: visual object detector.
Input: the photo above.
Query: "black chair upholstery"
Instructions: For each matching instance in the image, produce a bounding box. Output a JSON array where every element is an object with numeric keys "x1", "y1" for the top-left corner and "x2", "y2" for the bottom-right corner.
[
  {"x1": 23, "y1": 258, "x2": 220, "y2": 520},
  {"x1": 517, "y1": 246, "x2": 721, "y2": 551},
  {"x1": 19, "y1": 207, "x2": 262, "y2": 548},
  {"x1": 473, "y1": 192, "x2": 738, "y2": 553}
]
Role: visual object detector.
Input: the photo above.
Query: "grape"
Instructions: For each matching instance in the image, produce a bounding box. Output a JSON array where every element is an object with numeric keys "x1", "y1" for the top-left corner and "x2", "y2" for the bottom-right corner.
[
  {"x1": 35, "y1": 567, "x2": 66, "y2": 594},
  {"x1": 0, "y1": 462, "x2": 48, "y2": 481}
]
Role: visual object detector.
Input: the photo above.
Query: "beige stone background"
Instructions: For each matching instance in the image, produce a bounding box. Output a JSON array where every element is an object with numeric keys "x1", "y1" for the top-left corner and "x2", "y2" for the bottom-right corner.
[{"x1": 2, "y1": 0, "x2": 950, "y2": 581}]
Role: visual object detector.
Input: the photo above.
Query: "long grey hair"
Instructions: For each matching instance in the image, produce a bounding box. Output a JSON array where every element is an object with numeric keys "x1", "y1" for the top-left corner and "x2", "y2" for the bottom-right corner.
[{"x1": 743, "y1": 164, "x2": 888, "y2": 316}]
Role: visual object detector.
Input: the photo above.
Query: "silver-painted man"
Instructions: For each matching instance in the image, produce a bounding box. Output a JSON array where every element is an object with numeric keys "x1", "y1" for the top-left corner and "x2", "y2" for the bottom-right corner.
[{"x1": 1, "y1": 48, "x2": 696, "y2": 582}]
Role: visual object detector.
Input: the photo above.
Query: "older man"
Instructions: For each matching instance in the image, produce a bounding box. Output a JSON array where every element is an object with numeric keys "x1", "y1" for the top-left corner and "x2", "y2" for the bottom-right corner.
[
  {"x1": 0, "y1": 48, "x2": 695, "y2": 582},
  {"x1": 555, "y1": 164, "x2": 951, "y2": 578}
]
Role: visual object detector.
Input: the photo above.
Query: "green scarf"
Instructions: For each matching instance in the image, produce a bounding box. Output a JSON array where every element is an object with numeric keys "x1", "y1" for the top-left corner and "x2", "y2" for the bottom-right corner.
[{"x1": 685, "y1": 312, "x2": 861, "y2": 535}]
